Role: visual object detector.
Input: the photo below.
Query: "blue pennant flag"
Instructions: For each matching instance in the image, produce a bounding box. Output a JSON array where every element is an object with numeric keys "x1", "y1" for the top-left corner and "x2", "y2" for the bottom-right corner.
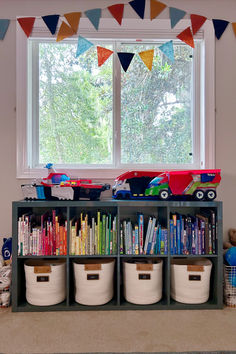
[
  {"x1": 117, "y1": 52, "x2": 135, "y2": 72},
  {"x1": 84, "y1": 8, "x2": 101, "y2": 31},
  {"x1": 159, "y1": 40, "x2": 175, "y2": 62},
  {"x1": 129, "y1": 0, "x2": 146, "y2": 19},
  {"x1": 42, "y1": 15, "x2": 60, "y2": 35},
  {"x1": 212, "y1": 19, "x2": 229, "y2": 40},
  {"x1": 0, "y1": 19, "x2": 10, "y2": 40},
  {"x1": 169, "y1": 7, "x2": 186, "y2": 29},
  {"x1": 76, "y1": 36, "x2": 94, "y2": 58}
]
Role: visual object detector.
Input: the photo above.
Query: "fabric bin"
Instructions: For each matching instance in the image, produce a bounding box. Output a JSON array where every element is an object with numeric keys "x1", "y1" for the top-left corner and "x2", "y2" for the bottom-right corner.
[
  {"x1": 123, "y1": 258, "x2": 163, "y2": 305},
  {"x1": 24, "y1": 259, "x2": 66, "y2": 306},
  {"x1": 73, "y1": 258, "x2": 115, "y2": 305},
  {"x1": 171, "y1": 258, "x2": 212, "y2": 304}
]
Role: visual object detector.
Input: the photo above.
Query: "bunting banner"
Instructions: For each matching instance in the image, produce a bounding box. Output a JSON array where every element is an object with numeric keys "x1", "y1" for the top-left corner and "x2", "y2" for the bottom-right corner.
[
  {"x1": 212, "y1": 19, "x2": 229, "y2": 40},
  {"x1": 129, "y1": 0, "x2": 146, "y2": 20},
  {"x1": 107, "y1": 4, "x2": 124, "y2": 26},
  {"x1": 177, "y1": 27, "x2": 195, "y2": 48},
  {"x1": 232, "y1": 22, "x2": 236, "y2": 37},
  {"x1": 190, "y1": 14, "x2": 207, "y2": 35},
  {"x1": 42, "y1": 14, "x2": 60, "y2": 35},
  {"x1": 138, "y1": 49, "x2": 154, "y2": 71},
  {"x1": 0, "y1": 19, "x2": 10, "y2": 40},
  {"x1": 97, "y1": 46, "x2": 113, "y2": 66},
  {"x1": 17, "y1": 17, "x2": 35, "y2": 38},
  {"x1": 150, "y1": 0, "x2": 167, "y2": 21},
  {"x1": 169, "y1": 7, "x2": 186, "y2": 29},
  {"x1": 64, "y1": 12, "x2": 81, "y2": 34},
  {"x1": 85, "y1": 8, "x2": 101, "y2": 31},
  {"x1": 56, "y1": 21, "x2": 74, "y2": 42},
  {"x1": 76, "y1": 35, "x2": 94, "y2": 58},
  {"x1": 117, "y1": 52, "x2": 135, "y2": 72},
  {"x1": 159, "y1": 40, "x2": 174, "y2": 62}
]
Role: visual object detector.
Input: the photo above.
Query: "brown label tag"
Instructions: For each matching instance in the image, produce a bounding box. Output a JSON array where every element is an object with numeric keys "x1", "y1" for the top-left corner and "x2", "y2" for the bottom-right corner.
[
  {"x1": 34, "y1": 266, "x2": 51, "y2": 273},
  {"x1": 187, "y1": 265, "x2": 204, "y2": 272},
  {"x1": 136, "y1": 264, "x2": 153, "y2": 271},
  {"x1": 84, "y1": 264, "x2": 101, "y2": 271}
]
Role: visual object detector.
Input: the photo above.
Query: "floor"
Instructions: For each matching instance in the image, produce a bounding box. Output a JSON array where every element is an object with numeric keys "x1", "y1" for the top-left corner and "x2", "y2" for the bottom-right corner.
[{"x1": 0, "y1": 307, "x2": 236, "y2": 354}]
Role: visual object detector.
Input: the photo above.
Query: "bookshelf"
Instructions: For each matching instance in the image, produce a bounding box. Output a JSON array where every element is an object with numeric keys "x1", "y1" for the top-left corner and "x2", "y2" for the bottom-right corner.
[{"x1": 12, "y1": 199, "x2": 223, "y2": 312}]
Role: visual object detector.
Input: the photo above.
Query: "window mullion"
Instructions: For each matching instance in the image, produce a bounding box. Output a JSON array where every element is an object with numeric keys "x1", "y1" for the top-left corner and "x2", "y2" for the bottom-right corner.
[{"x1": 113, "y1": 41, "x2": 121, "y2": 168}]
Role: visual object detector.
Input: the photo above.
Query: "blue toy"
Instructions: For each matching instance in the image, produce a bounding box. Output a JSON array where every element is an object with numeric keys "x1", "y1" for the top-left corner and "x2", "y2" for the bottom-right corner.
[
  {"x1": 225, "y1": 247, "x2": 236, "y2": 266},
  {"x1": 2, "y1": 238, "x2": 12, "y2": 261}
]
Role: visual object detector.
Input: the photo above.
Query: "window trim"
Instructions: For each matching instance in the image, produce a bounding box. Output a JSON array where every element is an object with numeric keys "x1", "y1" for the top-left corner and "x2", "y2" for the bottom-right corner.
[{"x1": 16, "y1": 18, "x2": 215, "y2": 179}]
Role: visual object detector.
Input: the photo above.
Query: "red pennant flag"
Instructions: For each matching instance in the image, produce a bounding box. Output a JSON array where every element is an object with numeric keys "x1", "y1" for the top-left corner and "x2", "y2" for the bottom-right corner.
[
  {"x1": 190, "y1": 14, "x2": 207, "y2": 35},
  {"x1": 97, "y1": 46, "x2": 114, "y2": 67},
  {"x1": 17, "y1": 17, "x2": 35, "y2": 37},
  {"x1": 177, "y1": 27, "x2": 195, "y2": 48},
  {"x1": 108, "y1": 4, "x2": 124, "y2": 25}
]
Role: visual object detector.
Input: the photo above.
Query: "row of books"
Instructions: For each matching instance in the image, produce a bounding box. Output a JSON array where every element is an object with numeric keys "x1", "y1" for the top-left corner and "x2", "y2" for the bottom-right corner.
[
  {"x1": 170, "y1": 209, "x2": 217, "y2": 255},
  {"x1": 18, "y1": 211, "x2": 67, "y2": 256},
  {"x1": 70, "y1": 212, "x2": 117, "y2": 255},
  {"x1": 120, "y1": 214, "x2": 168, "y2": 255}
]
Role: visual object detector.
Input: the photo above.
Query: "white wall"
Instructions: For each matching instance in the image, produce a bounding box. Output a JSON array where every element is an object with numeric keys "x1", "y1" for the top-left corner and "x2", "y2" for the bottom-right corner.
[{"x1": 0, "y1": 0, "x2": 235, "y2": 241}]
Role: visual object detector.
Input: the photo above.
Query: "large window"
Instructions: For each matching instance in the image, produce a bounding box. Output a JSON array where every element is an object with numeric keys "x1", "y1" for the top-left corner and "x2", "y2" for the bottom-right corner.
[{"x1": 17, "y1": 18, "x2": 215, "y2": 178}]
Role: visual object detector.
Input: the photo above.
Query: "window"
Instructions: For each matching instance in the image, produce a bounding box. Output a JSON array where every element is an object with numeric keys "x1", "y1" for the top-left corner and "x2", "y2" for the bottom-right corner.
[{"x1": 17, "y1": 18, "x2": 215, "y2": 179}]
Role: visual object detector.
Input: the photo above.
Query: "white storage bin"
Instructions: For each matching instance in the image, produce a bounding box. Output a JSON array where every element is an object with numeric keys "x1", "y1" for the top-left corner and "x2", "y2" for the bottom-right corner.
[
  {"x1": 24, "y1": 259, "x2": 66, "y2": 306},
  {"x1": 123, "y1": 258, "x2": 163, "y2": 305},
  {"x1": 171, "y1": 258, "x2": 212, "y2": 304},
  {"x1": 73, "y1": 258, "x2": 115, "y2": 306}
]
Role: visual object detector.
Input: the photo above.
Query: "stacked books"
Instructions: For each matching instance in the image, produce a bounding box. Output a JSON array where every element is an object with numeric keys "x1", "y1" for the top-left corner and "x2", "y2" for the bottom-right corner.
[
  {"x1": 70, "y1": 211, "x2": 117, "y2": 255},
  {"x1": 18, "y1": 210, "x2": 67, "y2": 256},
  {"x1": 120, "y1": 214, "x2": 168, "y2": 255},
  {"x1": 170, "y1": 209, "x2": 217, "y2": 255}
]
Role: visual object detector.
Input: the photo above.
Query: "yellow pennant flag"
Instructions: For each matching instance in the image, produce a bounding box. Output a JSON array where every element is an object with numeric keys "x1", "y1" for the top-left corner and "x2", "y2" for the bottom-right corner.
[
  {"x1": 139, "y1": 49, "x2": 154, "y2": 71},
  {"x1": 64, "y1": 12, "x2": 81, "y2": 34},
  {"x1": 150, "y1": 0, "x2": 167, "y2": 21},
  {"x1": 56, "y1": 21, "x2": 74, "y2": 42},
  {"x1": 232, "y1": 23, "x2": 236, "y2": 37}
]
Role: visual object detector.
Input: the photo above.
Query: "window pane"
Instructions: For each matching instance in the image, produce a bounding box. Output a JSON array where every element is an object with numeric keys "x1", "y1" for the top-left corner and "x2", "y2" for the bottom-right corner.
[
  {"x1": 38, "y1": 42, "x2": 113, "y2": 165},
  {"x1": 120, "y1": 43, "x2": 193, "y2": 165}
]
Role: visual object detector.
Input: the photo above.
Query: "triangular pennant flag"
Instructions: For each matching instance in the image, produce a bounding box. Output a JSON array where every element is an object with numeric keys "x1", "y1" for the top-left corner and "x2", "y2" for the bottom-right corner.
[
  {"x1": 129, "y1": 0, "x2": 146, "y2": 19},
  {"x1": 17, "y1": 17, "x2": 35, "y2": 38},
  {"x1": 0, "y1": 19, "x2": 10, "y2": 40},
  {"x1": 85, "y1": 8, "x2": 101, "y2": 31},
  {"x1": 169, "y1": 8, "x2": 186, "y2": 29},
  {"x1": 42, "y1": 15, "x2": 60, "y2": 35},
  {"x1": 139, "y1": 49, "x2": 154, "y2": 71},
  {"x1": 108, "y1": 4, "x2": 124, "y2": 25},
  {"x1": 190, "y1": 14, "x2": 207, "y2": 35},
  {"x1": 56, "y1": 21, "x2": 74, "y2": 42},
  {"x1": 159, "y1": 40, "x2": 175, "y2": 62},
  {"x1": 64, "y1": 12, "x2": 81, "y2": 34},
  {"x1": 117, "y1": 52, "x2": 135, "y2": 72},
  {"x1": 212, "y1": 19, "x2": 229, "y2": 40},
  {"x1": 150, "y1": 0, "x2": 166, "y2": 21},
  {"x1": 76, "y1": 36, "x2": 94, "y2": 58},
  {"x1": 97, "y1": 46, "x2": 113, "y2": 66},
  {"x1": 177, "y1": 27, "x2": 194, "y2": 48},
  {"x1": 232, "y1": 23, "x2": 236, "y2": 37}
]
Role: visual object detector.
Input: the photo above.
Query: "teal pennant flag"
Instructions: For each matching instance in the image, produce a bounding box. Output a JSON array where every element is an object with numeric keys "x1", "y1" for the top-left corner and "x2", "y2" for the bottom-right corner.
[
  {"x1": 0, "y1": 19, "x2": 10, "y2": 40},
  {"x1": 76, "y1": 36, "x2": 94, "y2": 58},
  {"x1": 159, "y1": 40, "x2": 174, "y2": 62},
  {"x1": 84, "y1": 8, "x2": 101, "y2": 31},
  {"x1": 169, "y1": 7, "x2": 186, "y2": 28}
]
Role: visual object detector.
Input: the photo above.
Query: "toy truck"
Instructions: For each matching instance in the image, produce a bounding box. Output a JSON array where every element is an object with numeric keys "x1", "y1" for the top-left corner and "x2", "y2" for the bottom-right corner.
[{"x1": 112, "y1": 169, "x2": 221, "y2": 201}]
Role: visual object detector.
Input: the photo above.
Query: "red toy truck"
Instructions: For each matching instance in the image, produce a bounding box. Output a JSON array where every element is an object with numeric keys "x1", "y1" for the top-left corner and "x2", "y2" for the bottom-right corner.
[{"x1": 112, "y1": 169, "x2": 221, "y2": 201}]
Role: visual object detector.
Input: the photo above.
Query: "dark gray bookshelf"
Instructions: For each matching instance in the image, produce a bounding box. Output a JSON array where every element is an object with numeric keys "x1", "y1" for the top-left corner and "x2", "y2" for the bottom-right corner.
[{"x1": 12, "y1": 199, "x2": 223, "y2": 312}]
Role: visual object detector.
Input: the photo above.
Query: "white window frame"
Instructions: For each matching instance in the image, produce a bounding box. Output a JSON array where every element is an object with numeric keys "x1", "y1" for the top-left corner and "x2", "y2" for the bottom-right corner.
[{"x1": 16, "y1": 17, "x2": 215, "y2": 179}]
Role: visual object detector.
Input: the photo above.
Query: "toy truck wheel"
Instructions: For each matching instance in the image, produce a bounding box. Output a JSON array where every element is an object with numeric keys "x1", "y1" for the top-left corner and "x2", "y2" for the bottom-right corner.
[
  {"x1": 193, "y1": 190, "x2": 204, "y2": 200},
  {"x1": 205, "y1": 189, "x2": 216, "y2": 201},
  {"x1": 159, "y1": 190, "x2": 169, "y2": 200}
]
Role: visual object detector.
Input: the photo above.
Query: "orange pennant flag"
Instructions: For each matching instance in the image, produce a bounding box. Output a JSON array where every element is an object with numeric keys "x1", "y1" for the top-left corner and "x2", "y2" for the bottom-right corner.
[
  {"x1": 190, "y1": 14, "x2": 207, "y2": 35},
  {"x1": 108, "y1": 4, "x2": 124, "y2": 25},
  {"x1": 150, "y1": 0, "x2": 167, "y2": 21},
  {"x1": 17, "y1": 17, "x2": 35, "y2": 37},
  {"x1": 177, "y1": 27, "x2": 195, "y2": 48},
  {"x1": 64, "y1": 12, "x2": 81, "y2": 34},
  {"x1": 139, "y1": 49, "x2": 154, "y2": 71},
  {"x1": 232, "y1": 23, "x2": 236, "y2": 37},
  {"x1": 97, "y1": 46, "x2": 114, "y2": 66},
  {"x1": 56, "y1": 21, "x2": 74, "y2": 42}
]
